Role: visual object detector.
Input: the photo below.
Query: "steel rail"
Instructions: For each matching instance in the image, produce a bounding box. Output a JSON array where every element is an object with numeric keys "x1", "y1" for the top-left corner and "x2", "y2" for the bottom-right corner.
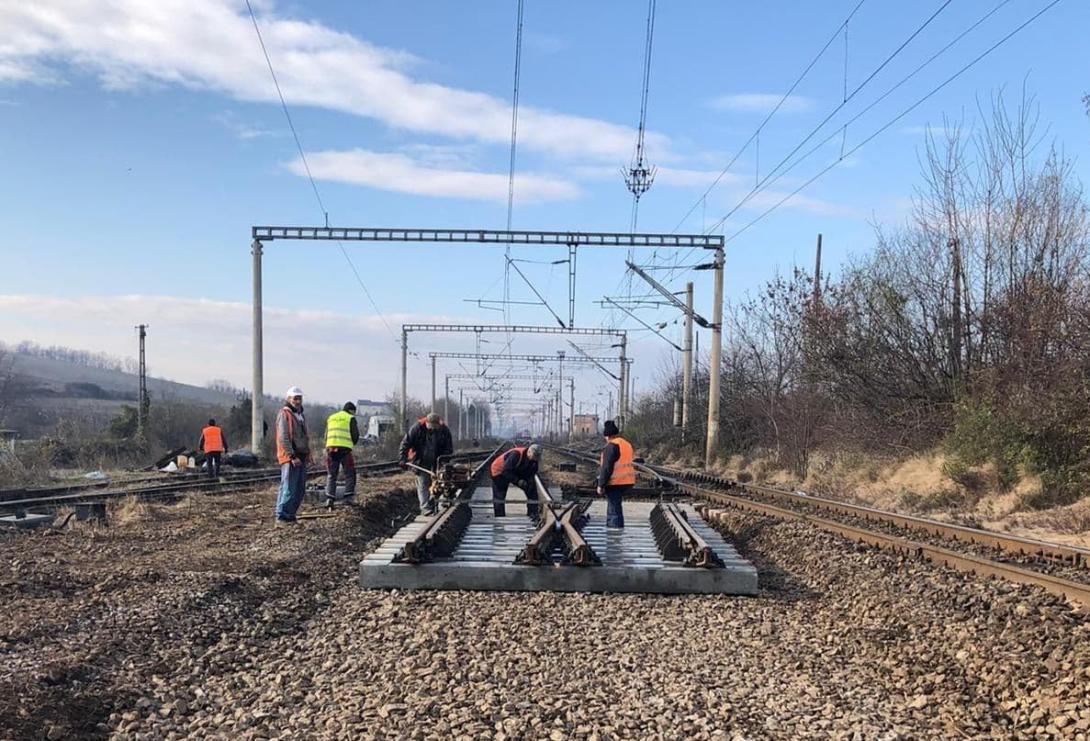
[
  {"x1": 655, "y1": 465, "x2": 1090, "y2": 569},
  {"x1": 544, "y1": 445, "x2": 1090, "y2": 600},
  {"x1": 649, "y1": 502, "x2": 723, "y2": 568},
  {"x1": 2, "y1": 452, "x2": 492, "y2": 513},
  {"x1": 681, "y1": 480, "x2": 1090, "y2": 608},
  {"x1": 395, "y1": 442, "x2": 509, "y2": 564}
]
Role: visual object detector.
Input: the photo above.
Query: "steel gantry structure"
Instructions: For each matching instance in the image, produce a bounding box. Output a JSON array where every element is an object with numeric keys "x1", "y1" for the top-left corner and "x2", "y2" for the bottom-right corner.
[
  {"x1": 430, "y1": 352, "x2": 624, "y2": 441},
  {"x1": 249, "y1": 225, "x2": 725, "y2": 467},
  {"x1": 402, "y1": 324, "x2": 626, "y2": 436}
]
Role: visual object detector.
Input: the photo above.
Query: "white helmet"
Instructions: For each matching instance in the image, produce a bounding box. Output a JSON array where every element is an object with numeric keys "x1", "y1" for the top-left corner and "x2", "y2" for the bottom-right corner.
[{"x1": 286, "y1": 386, "x2": 304, "y2": 398}]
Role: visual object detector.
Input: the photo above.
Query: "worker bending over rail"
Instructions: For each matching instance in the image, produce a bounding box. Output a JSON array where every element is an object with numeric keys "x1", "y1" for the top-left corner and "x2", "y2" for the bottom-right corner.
[
  {"x1": 198, "y1": 418, "x2": 228, "y2": 480},
  {"x1": 597, "y1": 420, "x2": 635, "y2": 528},
  {"x1": 324, "y1": 401, "x2": 360, "y2": 505},
  {"x1": 398, "y1": 412, "x2": 453, "y2": 515},
  {"x1": 275, "y1": 387, "x2": 310, "y2": 525},
  {"x1": 490, "y1": 443, "x2": 542, "y2": 519}
]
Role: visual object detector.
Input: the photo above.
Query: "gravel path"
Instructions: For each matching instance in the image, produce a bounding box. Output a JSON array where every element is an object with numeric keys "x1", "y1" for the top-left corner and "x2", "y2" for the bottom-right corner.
[{"x1": 2, "y1": 473, "x2": 1089, "y2": 740}]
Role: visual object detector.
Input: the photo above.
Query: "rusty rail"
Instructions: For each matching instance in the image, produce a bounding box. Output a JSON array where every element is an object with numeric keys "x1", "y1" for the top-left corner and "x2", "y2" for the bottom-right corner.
[
  {"x1": 684, "y1": 481, "x2": 1090, "y2": 608},
  {"x1": 395, "y1": 444, "x2": 508, "y2": 564},
  {"x1": 654, "y1": 465, "x2": 1090, "y2": 569},
  {"x1": 557, "y1": 502, "x2": 599, "y2": 566},
  {"x1": 395, "y1": 501, "x2": 472, "y2": 564},
  {"x1": 649, "y1": 502, "x2": 723, "y2": 568},
  {"x1": 515, "y1": 500, "x2": 599, "y2": 567}
]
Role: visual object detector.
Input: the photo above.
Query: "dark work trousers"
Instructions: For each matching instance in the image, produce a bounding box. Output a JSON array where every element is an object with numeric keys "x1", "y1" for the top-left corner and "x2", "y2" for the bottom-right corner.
[
  {"x1": 325, "y1": 448, "x2": 357, "y2": 500},
  {"x1": 604, "y1": 485, "x2": 632, "y2": 528},
  {"x1": 206, "y1": 452, "x2": 222, "y2": 479},
  {"x1": 492, "y1": 475, "x2": 539, "y2": 519}
]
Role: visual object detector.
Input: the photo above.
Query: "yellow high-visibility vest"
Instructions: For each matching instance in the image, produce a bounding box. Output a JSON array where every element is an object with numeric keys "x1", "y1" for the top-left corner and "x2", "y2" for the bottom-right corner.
[{"x1": 325, "y1": 410, "x2": 355, "y2": 449}]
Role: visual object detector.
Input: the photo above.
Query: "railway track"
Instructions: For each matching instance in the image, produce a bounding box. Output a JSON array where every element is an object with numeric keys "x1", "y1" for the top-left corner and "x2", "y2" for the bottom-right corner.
[
  {"x1": 0, "y1": 450, "x2": 492, "y2": 514},
  {"x1": 547, "y1": 444, "x2": 1090, "y2": 607}
]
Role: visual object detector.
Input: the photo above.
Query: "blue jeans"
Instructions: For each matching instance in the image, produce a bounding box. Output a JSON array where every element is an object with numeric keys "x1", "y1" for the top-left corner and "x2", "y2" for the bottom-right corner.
[
  {"x1": 276, "y1": 461, "x2": 307, "y2": 520},
  {"x1": 605, "y1": 485, "x2": 630, "y2": 528}
]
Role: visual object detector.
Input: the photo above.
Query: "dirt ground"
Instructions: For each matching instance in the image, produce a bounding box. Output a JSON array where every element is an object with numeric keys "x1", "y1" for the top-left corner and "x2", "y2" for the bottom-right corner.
[{"x1": 2, "y1": 468, "x2": 1089, "y2": 740}]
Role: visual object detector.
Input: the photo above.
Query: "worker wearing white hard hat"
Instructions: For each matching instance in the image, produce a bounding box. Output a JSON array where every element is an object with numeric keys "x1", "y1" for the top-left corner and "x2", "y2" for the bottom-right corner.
[{"x1": 274, "y1": 386, "x2": 310, "y2": 525}]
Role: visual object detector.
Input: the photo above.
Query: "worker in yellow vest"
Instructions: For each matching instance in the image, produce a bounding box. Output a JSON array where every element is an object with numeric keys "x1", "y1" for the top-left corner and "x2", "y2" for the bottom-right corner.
[
  {"x1": 596, "y1": 420, "x2": 636, "y2": 528},
  {"x1": 198, "y1": 419, "x2": 228, "y2": 480},
  {"x1": 325, "y1": 402, "x2": 360, "y2": 505}
]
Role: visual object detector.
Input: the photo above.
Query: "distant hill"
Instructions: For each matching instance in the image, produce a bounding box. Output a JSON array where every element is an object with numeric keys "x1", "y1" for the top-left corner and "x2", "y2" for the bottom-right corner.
[
  {"x1": 8, "y1": 353, "x2": 238, "y2": 405},
  {"x1": 2, "y1": 351, "x2": 239, "y2": 437}
]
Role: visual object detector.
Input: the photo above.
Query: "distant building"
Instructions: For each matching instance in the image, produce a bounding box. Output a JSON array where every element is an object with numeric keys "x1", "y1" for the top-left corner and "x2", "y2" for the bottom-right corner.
[
  {"x1": 366, "y1": 415, "x2": 397, "y2": 441},
  {"x1": 573, "y1": 414, "x2": 599, "y2": 437},
  {"x1": 355, "y1": 399, "x2": 391, "y2": 417}
]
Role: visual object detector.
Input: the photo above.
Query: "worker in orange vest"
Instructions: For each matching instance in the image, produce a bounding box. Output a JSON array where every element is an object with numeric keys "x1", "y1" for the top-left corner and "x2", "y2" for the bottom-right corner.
[
  {"x1": 489, "y1": 443, "x2": 542, "y2": 518},
  {"x1": 596, "y1": 420, "x2": 635, "y2": 528},
  {"x1": 198, "y1": 418, "x2": 228, "y2": 480},
  {"x1": 275, "y1": 387, "x2": 310, "y2": 525}
]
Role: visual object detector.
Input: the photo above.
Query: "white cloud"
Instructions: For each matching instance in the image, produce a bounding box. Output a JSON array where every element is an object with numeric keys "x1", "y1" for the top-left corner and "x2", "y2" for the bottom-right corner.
[
  {"x1": 290, "y1": 149, "x2": 580, "y2": 203},
  {"x1": 708, "y1": 93, "x2": 814, "y2": 114},
  {"x1": 0, "y1": 294, "x2": 447, "y2": 404},
  {"x1": 0, "y1": 294, "x2": 646, "y2": 408},
  {"x1": 0, "y1": 0, "x2": 662, "y2": 160}
]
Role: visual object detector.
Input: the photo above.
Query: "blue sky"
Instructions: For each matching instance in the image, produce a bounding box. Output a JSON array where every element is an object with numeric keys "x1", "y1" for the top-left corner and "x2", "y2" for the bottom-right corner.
[{"x1": 1, "y1": 0, "x2": 1087, "y2": 415}]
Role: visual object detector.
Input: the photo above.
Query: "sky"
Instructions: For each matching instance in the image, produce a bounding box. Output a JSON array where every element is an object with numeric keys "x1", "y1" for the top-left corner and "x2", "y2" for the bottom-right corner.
[{"x1": 0, "y1": 0, "x2": 1087, "y2": 423}]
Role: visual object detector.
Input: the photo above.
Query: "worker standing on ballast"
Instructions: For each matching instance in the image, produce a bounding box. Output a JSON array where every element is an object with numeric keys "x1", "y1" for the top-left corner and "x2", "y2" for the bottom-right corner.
[
  {"x1": 398, "y1": 412, "x2": 453, "y2": 515},
  {"x1": 324, "y1": 402, "x2": 360, "y2": 505},
  {"x1": 198, "y1": 418, "x2": 228, "y2": 480},
  {"x1": 490, "y1": 443, "x2": 542, "y2": 519},
  {"x1": 597, "y1": 420, "x2": 635, "y2": 528},
  {"x1": 275, "y1": 387, "x2": 310, "y2": 525}
]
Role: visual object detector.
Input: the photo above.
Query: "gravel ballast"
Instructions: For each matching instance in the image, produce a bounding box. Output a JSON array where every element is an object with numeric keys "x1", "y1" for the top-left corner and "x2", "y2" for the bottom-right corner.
[{"x1": 2, "y1": 474, "x2": 1088, "y2": 740}]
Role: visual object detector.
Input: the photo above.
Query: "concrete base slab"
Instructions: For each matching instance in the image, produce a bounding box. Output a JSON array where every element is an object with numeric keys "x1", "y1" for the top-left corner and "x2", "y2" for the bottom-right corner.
[
  {"x1": 0, "y1": 513, "x2": 53, "y2": 530},
  {"x1": 360, "y1": 487, "x2": 757, "y2": 595}
]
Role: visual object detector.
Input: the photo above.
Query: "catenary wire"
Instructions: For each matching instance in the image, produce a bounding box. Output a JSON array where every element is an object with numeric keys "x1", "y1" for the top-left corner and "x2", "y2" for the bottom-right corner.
[{"x1": 244, "y1": 0, "x2": 396, "y2": 342}]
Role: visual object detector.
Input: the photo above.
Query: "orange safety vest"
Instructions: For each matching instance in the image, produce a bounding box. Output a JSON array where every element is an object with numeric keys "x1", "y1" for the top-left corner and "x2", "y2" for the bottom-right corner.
[
  {"x1": 602, "y1": 436, "x2": 636, "y2": 486},
  {"x1": 491, "y1": 447, "x2": 526, "y2": 478},
  {"x1": 202, "y1": 425, "x2": 225, "y2": 454},
  {"x1": 276, "y1": 407, "x2": 296, "y2": 465}
]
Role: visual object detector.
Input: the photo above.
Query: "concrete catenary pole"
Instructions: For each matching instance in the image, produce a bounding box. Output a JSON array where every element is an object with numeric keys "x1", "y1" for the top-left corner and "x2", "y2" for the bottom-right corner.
[
  {"x1": 444, "y1": 375, "x2": 450, "y2": 426},
  {"x1": 704, "y1": 247, "x2": 725, "y2": 469},
  {"x1": 430, "y1": 355, "x2": 437, "y2": 413},
  {"x1": 400, "y1": 328, "x2": 408, "y2": 433},
  {"x1": 251, "y1": 239, "x2": 264, "y2": 454},
  {"x1": 568, "y1": 378, "x2": 575, "y2": 442},
  {"x1": 458, "y1": 389, "x2": 464, "y2": 440},
  {"x1": 618, "y1": 334, "x2": 628, "y2": 428},
  {"x1": 136, "y1": 323, "x2": 149, "y2": 441},
  {"x1": 556, "y1": 352, "x2": 563, "y2": 441},
  {"x1": 682, "y1": 281, "x2": 694, "y2": 441}
]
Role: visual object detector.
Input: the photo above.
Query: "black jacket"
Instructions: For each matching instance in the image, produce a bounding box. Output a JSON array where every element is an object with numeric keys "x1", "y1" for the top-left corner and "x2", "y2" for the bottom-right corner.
[
  {"x1": 398, "y1": 422, "x2": 454, "y2": 471},
  {"x1": 496, "y1": 448, "x2": 539, "y2": 482}
]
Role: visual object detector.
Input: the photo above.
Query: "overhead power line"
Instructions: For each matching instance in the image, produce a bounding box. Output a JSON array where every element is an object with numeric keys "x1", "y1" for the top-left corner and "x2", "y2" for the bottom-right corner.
[
  {"x1": 713, "y1": 0, "x2": 955, "y2": 227},
  {"x1": 670, "y1": 0, "x2": 869, "y2": 235},
  {"x1": 706, "y1": 0, "x2": 1016, "y2": 237},
  {"x1": 623, "y1": 0, "x2": 659, "y2": 232},
  {"x1": 721, "y1": 0, "x2": 1063, "y2": 243},
  {"x1": 243, "y1": 0, "x2": 396, "y2": 341},
  {"x1": 503, "y1": 0, "x2": 525, "y2": 327}
]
